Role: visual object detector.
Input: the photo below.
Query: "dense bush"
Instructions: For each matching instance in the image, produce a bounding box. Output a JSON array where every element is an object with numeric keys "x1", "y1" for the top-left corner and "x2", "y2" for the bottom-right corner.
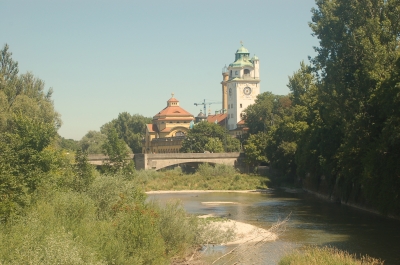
[
  {"x1": 132, "y1": 164, "x2": 270, "y2": 191},
  {"x1": 0, "y1": 174, "x2": 231, "y2": 264}
]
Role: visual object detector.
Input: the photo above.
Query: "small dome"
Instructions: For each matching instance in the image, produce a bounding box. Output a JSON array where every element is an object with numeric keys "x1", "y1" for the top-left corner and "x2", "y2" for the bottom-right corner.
[
  {"x1": 251, "y1": 55, "x2": 259, "y2": 61},
  {"x1": 197, "y1": 111, "x2": 206, "y2": 117},
  {"x1": 236, "y1": 45, "x2": 249, "y2": 54}
]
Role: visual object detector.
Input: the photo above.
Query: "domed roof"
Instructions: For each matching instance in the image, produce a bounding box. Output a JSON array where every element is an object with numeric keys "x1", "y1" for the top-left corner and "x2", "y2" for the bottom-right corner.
[
  {"x1": 229, "y1": 57, "x2": 253, "y2": 68},
  {"x1": 251, "y1": 54, "x2": 259, "y2": 61},
  {"x1": 236, "y1": 45, "x2": 249, "y2": 54},
  {"x1": 197, "y1": 110, "x2": 206, "y2": 117}
]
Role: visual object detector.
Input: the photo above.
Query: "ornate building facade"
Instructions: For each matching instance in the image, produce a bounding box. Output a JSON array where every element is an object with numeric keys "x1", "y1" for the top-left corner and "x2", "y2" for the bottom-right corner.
[{"x1": 142, "y1": 95, "x2": 194, "y2": 154}]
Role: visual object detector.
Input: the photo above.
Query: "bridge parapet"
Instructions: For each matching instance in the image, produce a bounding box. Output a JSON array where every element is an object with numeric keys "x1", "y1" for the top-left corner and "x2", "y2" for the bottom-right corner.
[
  {"x1": 88, "y1": 153, "x2": 244, "y2": 171},
  {"x1": 134, "y1": 153, "x2": 242, "y2": 171},
  {"x1": 88, "y1": 154, "x2": 134, "y2": 165}
]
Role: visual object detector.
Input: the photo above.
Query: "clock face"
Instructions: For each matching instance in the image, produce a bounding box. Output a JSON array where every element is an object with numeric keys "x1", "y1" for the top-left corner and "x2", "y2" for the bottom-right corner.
[
  {"x1": 229, "y1": 88, "x2": 232, "y2": 96},
  {"x1": 243, "y1": 87, "x2": 252, "y2": 95}
]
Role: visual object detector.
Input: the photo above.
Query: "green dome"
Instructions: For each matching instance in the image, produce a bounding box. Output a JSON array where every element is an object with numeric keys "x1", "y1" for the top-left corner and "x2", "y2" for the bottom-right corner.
[
  {"x1": 229, "y1": 57, "x2": 253, "y2": 68},
  {"x1": 251, "y1": 55, "x2": 259, "y2": 61},
  {"x1": 236, "y1": 45, "x2": 249, "y2": 54}
]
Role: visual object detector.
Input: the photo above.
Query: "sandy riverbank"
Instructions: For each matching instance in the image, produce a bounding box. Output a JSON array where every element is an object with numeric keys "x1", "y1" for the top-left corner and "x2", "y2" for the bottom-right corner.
[
  {"x1": 201, "y1": 217, "x2": 277, "y2": 245},
  {"x1": 146, "y1": 190, "x2": 277, "y2": 246}
]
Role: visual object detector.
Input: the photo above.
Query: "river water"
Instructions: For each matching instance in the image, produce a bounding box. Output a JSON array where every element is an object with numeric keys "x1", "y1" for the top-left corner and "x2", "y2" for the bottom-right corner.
[{"x1": 148, "y1": 189, "x2": 400, "y2": 265}]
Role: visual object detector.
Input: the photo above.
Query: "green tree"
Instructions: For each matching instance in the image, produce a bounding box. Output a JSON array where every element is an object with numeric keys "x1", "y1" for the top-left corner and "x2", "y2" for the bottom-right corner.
[
  {"x1": 0, "y1": 113, "x2": 57, "y2": 221},
  {"x1": 244, "y1": 92, "x2": 292, "y2": 135},
  {"x1": 101, "y1": 112, "x2": 151, "y2": 153},
  {"x1": 300, "y1": 0, "x2": 400, "y2": 213},
  {"x1": 225, "y1": 134, "x2": 241, "y2": 152},
  {"x1": 243, "y1": 92, "x2": 276, "y2": 134},
  {"x1": 204, "y1": 138, "x2": 224, "y2": 153},
  {"x1": 0, "y1": 45, "x2": 61, "y2": 221},
  {"x1": 243, "y1": 132, "x2": 269, "y2": 167},
  {"x1": 0, "y1": 44, "x2": 18, "y2": 82},
  {"x1": 181, "y1": 122, "x2": 240, "y2": 153},
  {"x1": 101, "y1": 127, "x2": 133, "y2": 174},
  {"x1": 80, "y1": 130, "x2": 107, "y2": 154},
  {"x1": 361, "y1": 57, "x2": 400, "y2": 214},
  {"x1": 72, "y1": 150, "x2": 95, "y2": 192},
  {"x1": 55, "y1": 135, "x2": 80, "y2": 151},
  {"x1": 0, "y1": 44, "x2": 60, "y2": 131}
]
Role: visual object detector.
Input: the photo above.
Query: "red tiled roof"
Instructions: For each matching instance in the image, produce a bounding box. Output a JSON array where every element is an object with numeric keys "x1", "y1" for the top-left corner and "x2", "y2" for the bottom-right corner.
[
  {"x1": 237, "y1": 119, "x2": 246, "y2": 125},
  {"x1": 207, "y1": 113, "x2": 227, "y2": 124},
  {"x1": 161, "y1": 127, "x2": 172, "y2": 132},
  {"x1": 146, "y1": 124, "x2": 158, "y2": 133},
  {"x1": 154, "y1": 106, "x2": 193, "y2": 117},
  {"x1": 156, "y1": 117, "x2": 194, "y2": 121},
  {"x1": 167, "y1": 97, "x2": 179, "y2": 102}
]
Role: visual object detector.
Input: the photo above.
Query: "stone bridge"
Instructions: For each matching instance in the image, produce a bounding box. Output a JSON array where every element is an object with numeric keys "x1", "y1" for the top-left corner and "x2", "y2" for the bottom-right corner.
[
  {"x1": 134, "y1": 153, "x2": 243, "y2": 170},
  {"x1": 88, "y1": 153, "x2": 244, "y2": 171}
]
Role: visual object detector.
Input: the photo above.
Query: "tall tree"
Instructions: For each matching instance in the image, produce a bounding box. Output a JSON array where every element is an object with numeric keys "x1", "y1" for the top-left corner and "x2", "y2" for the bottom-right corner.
[
  {"x1": 303, "y1": 0, "x2": 400, "y2": 212},
  {"x1": 0, "y1": 44, "x2": 61, "y2": 220},
  {"x1": 180, "y1": 122, "x2": 240, "y2": 153},
  {"x1": 80, "y1": 130, "x2": 107, "y2": 154},
  {"x1": 101, "y1": 127, "x2": 133, "y2": 174},
  {"x1": 243, "y1": 132, "x2": 269, "y2": 167},
  {"x1": 101, "y1": 112, "x2": 151, "y2": 153},
  {"x1": 243, "y1": 92, "x2": 276, "y2": 135}
]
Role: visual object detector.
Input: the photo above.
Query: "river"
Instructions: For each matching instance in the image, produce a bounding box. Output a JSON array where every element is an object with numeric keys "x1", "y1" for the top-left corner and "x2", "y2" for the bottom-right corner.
[{"x1": 148, "y1": 189, "x2": 400, "y2": 265}]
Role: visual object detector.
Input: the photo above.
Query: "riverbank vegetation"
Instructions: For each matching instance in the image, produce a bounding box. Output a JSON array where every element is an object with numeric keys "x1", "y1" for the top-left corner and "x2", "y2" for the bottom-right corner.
[
  {"x1": 132, "y1": 164, "x2": 269, "y2": 191},
  {"x1": 0, "y1": 174, "x2": 237, "y2": 264},
  {"x1": 279, "y1": 246, "x2": 383, "y2": 265},
  {"x1": 0, "y1": 45, "x2": 235, "y2": 264},
  {"x1": 242, "y1": 0, "x2": 400, "y2": 216}
]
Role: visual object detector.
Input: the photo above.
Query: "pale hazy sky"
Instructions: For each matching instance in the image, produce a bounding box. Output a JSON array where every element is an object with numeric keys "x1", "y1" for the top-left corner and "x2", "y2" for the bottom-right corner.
[{"x1": 1, "y1": 0, "x2": 318, "y2": 140}]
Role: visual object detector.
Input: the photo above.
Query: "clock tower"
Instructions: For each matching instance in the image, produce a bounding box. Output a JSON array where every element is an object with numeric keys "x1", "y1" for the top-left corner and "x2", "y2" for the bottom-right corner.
[{"x1": 223, "y1": 43, "x2": 260, "y2": 130}]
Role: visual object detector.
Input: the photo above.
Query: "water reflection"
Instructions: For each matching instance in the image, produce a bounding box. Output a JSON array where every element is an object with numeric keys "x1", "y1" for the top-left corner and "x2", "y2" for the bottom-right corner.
[{"x1": 148, "y1": 189, "x2": 400, "y2": 264}]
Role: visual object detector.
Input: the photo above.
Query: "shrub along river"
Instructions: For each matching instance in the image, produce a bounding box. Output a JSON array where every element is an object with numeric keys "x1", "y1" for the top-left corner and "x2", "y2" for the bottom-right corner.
[{"x1": 148, "y1": 189, "x2": 400, "y2": 264}]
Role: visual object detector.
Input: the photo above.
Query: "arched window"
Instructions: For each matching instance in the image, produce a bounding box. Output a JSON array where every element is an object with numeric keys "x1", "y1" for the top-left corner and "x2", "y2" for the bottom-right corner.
[
  {"x1": 244, "y1": 69, "x2": 250, "y2": 75},
  {"x1": 176, "y1": 131, "x2": 185, "y2": 137}
]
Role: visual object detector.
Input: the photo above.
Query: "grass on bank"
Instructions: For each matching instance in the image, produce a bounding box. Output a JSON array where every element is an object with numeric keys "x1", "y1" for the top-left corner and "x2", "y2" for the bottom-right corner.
[
  {"x1": 0, "y1": 172, "x2": 237, "y2": 265},
  {"x1": 279, "y1": 246, "x2": 384, "y2": 265},
  {"x1": 130, "y1": 163, "x2": 270, "y2": 191}
]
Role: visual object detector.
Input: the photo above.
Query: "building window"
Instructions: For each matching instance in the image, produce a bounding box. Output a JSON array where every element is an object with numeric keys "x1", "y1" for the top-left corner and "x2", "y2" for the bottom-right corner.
[
  {"x1": 176, "y1": 131, "x2": 185, "y2": 137},
  {"x1": 240, "y1": 104, "x2": 242, "y2": 108},
  {"x1": 235, "y1": 71, "x2": 238, "y2": 75},
  {"x1": 244, "y1": 69, "x2": 250, "y2": 75}
]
